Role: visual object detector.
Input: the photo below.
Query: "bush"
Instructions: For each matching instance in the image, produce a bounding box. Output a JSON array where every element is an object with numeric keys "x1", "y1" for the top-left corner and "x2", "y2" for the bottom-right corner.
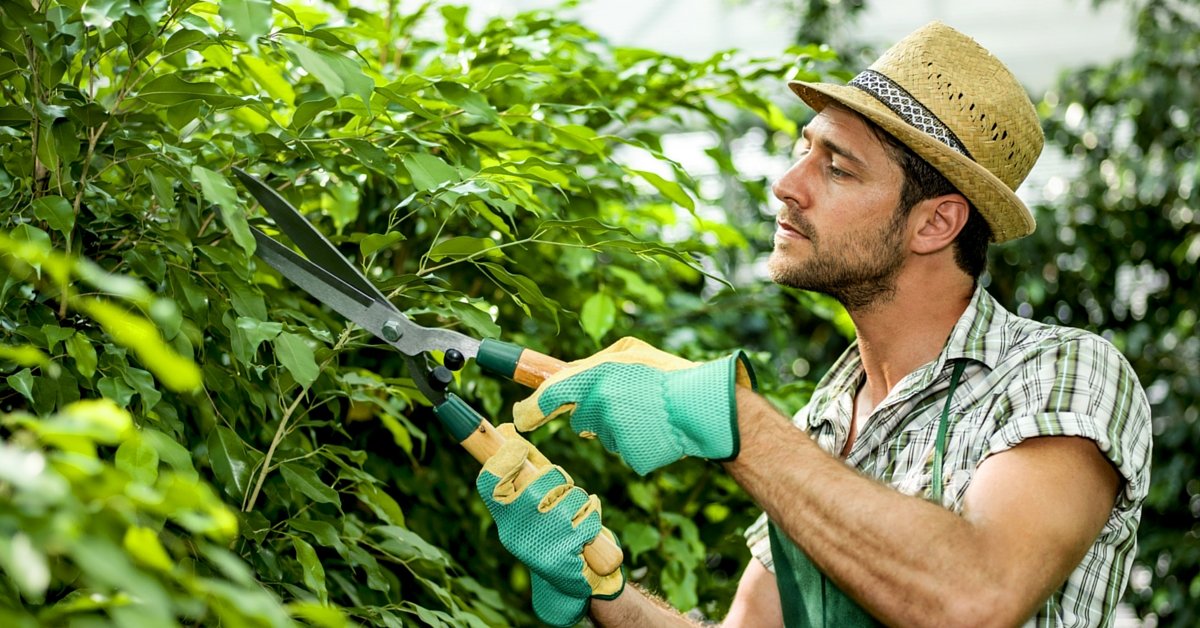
[{"x1": 1, "y1": 0, "x2": 850, "y2": 624}]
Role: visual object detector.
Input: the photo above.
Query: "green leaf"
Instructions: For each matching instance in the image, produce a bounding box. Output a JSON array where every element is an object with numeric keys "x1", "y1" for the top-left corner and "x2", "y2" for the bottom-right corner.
[
  {"x1": 662, "y1": 560, "x2": 699, "y2": 610},
  {"x1": 292, "y1": 537, "x2": 327, "y2": 603},
  {"x1": 234, "y1": 317, "x2": 283, "y2": 357},
  {"x1": 427, "y1": 236, "x2": 494, "y2": 261},
  {"x1": 116, "y1": 434, "x2": 160, "y2": 484},
  {"x1": 162, "y1": 28, "x2": 210, "y2": 56},
  {"x1": 141, "y1": 428, "x2": 198, "y2": 479},
  {"x1": 42, "y1": 324, "x2": 75, "y2": 350},
  {"x1": 360, "y1": 231, "x2": 405, "y2": 258},
  {"x1": 42, "y1": 399, "x2": 133, "y2": 445},
  {"x1": 208, "y1": 425, "x2": 254, "y2": 499},
  {"x1": 446, "y1": 300, "x2": 501, "y2": 339},
  {"x1": 289, "y1": 519, "x2": 346, "y2": 554},
  {"x1": 289, "y1": 601, "x2": 348, "y2": 627},
  {"x1": 6, "y1": 368, "x2": 35, "y2": 404},
  {"x1": 280, "y1": 463, "x2": 340, "y2": 505},
  {"x1": 550, "y1": 124, "x2": 603, "y2": 155},
  {"x1": 77, "y1": 298, "x2": 203, "y2": 393},
  {"x1": 240, "y1": 54, "x2": 296, "y2": 105},
  {"x1": 580, "y1": 292, "x2": 616, "y2": 344},
  {"x1": 282, "y1": 40, "x2": 374, "y2": 112},
  {"x1": 0, "y1": 345, "x2": 49, "y2": 368},
  {"x1": 631, "y1": 169, "x2": 695, "y2": 210},
  {"x1": 356, "y1": 483, "x2": 405, "y2": 527},
  {"x1": 136, "y1": 74, "x2": 243, "y2": 108},
  {"x1": 479, "y1": 262, "x2": 559, "y2": 326},
  {"x1": 618, "y1": 521, "x2": 660, "y2": 561},
  {"x1": 273, "y1": 332, "x2": 319, "y2": 388},
  {"x1": 65, "y1": 332, "x2": 97, "y2": 377},
  {"x1": 434, "y1": 81, "x2": 500, "y2": 124},
  {"x1": 32, "y1": 195, "x2": 74, "y2": 236},
  {"x1": 123, "y1": 526, "x2": 174, "y2": 573},
  {"x1": 291, "y1": 96, "x2": 335, "y2": 128},
  {"x1": 193, "y1": 166, "x2": 255, "y2": 256},
  {"x1": 400, "y1": 153, "x2": 461, "y2": 192},
  {"x1": 98, "y1": 376, "x2": 136, "y2": 408},
  {"x1": 220, "y1": 0, "x2": 272, "y2": 44},
  {"x1": 373, "y1": 526, "x2": 444, "y2": 564}
]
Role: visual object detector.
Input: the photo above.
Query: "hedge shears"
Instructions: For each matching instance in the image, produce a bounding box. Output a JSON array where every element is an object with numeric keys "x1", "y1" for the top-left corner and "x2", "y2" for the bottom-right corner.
[{"x1": 231, "y1": 168, "x2": 622, "y2": 575}]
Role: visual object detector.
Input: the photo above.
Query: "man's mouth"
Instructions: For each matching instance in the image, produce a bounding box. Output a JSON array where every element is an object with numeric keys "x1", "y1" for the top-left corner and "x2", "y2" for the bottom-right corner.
[{"x1": 776, "y1": 217, "x2": 809, "y2": 240}]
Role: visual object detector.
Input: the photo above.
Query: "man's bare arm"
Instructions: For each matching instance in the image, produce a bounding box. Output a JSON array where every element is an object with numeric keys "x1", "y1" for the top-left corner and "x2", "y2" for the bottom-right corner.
[
  {"x1": 725, "y1": 388, "x2": 1119, "y2": 627},
  {"x1": 723, "y1": 558, "x2": 784, "y2": 628},
  {"x1": 590, "y1": 584, "x2": 700, "y2": 627},
  {"x1": 591, "y1": 560, "x2": 784, "y2": 628}
]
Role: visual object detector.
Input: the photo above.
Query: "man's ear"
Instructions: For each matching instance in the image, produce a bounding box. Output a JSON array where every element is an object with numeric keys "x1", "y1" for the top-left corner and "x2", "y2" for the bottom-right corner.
[{"x1": 910, "y1": 194, "x2": 969, "y2": 255}]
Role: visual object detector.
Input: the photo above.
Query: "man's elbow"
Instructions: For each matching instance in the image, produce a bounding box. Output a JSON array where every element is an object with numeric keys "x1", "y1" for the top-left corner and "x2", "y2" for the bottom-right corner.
[{"x1": 935, "y1": 585, "x2": 1041, "y2": 628}]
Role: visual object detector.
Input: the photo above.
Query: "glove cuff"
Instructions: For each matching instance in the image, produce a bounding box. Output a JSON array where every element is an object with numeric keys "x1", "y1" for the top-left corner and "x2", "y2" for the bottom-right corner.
[
  {"x1": 664, "y1": 352, "x2": 754, "y2": 463},
  {"x1": 531, "y1": 574, "x2": 590, "y2": 627}
]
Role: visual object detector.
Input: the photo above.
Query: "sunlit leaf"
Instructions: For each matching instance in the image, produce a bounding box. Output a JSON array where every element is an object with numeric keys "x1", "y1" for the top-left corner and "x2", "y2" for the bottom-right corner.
[
  {"x1": 401, "y1": 153, "x2": 461, "y2": 192},
  {"x1": 0, "y1": 345, "x2": 49, "y2": 368},
  {"x1": 76, "y1": 298, "x2": 203, "y2": 393},
  {"x1": 123, "y1": 527, "x2": 174, "y2": 573},
  {"x1": 359, "y1": 231, "x2": 406, "y2": 258},
  {"x1": 630, "y1": 169, "x2": 694, "y2": 211},
  {"x1": 580, "y1": 292, "x2": 616, "y2": 345},
  {"x1": 116, "y1": 434, "x2": 159, "y2": 485},
  {"x1": 194, "y1": 166, "x2": 255, "y2": 256},
  {"x1": 220, "y1": 0, "x2": 272, "y2": 44}
]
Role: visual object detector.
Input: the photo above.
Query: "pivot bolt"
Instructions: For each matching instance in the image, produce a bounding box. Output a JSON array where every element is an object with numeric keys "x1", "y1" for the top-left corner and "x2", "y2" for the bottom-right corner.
[{"x1": 381, "y1": 321, "x2": 404, "y2": 342}]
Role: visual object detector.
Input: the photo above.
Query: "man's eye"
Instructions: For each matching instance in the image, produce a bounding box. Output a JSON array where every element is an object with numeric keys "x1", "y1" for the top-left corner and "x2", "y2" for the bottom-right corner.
[
  {"x1": 828, "y1": 165, "x2": 848, "y2": 178},
  {"x1": 792, "y1": 145, "x2": 811, "y2": 161}
]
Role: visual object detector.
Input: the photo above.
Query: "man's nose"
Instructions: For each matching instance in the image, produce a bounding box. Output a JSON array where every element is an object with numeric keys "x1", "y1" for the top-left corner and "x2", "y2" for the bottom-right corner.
[{"x1": 772, "y1": 159, "x2": 811, "y2": 208}]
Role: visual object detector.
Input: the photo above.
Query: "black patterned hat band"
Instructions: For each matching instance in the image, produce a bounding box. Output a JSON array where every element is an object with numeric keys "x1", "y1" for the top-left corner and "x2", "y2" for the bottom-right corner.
[{"x1": 849, "y1": 69, "x2": 974, "y2": 160}]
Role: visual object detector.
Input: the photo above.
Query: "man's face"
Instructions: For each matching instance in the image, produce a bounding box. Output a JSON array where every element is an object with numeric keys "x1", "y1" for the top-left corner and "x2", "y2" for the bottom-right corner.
[{"x1": 767, "y1": 106, "x2": 910, "y2": 311}]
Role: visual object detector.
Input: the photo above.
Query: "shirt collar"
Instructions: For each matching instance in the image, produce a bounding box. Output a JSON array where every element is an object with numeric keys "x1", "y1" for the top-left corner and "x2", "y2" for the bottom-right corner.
[
  {"x1": 811, "y1": 284, "x2": 1010, "y2": 408},
  {"x1": 942, "y1": 283, "x2": 1009, "y2": 371}
]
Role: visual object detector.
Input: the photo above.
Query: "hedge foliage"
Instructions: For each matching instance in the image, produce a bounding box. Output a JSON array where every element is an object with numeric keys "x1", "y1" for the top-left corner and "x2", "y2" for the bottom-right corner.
[{"x1": 0, "y1": 0, "x2": 850, "y2": 624}]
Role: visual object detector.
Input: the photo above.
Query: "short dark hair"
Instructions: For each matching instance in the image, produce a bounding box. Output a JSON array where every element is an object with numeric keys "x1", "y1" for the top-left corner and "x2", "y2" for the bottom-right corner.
[{"x1": 860, "y1": 115, "x2": 992, "y2": 278}]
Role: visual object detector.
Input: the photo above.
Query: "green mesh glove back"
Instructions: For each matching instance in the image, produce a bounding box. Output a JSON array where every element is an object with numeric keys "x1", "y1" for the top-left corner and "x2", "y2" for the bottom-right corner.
[
  {"x1": 476, "y1": 424, "x2": 623, "y2": 627},
  {"x1": 513, "y1": 337, "x2": 756, "y2": 476}
]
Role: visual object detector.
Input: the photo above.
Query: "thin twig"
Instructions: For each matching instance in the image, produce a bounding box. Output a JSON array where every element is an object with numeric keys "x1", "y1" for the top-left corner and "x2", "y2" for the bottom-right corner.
[{"x1": 242, "y1": 326, "x2": 355, "y2": 511}]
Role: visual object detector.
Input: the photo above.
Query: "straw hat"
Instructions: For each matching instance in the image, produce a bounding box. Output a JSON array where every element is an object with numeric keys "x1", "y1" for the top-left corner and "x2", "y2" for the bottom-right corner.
[{"x1": 789, "y1": 21, "x2": 1043, "y2": 243}]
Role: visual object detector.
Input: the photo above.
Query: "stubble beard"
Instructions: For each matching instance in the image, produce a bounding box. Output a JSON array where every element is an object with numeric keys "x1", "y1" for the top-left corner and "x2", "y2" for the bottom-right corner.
[{"x1": 768, "y1": 208, "x2": 908, "y2": 311}]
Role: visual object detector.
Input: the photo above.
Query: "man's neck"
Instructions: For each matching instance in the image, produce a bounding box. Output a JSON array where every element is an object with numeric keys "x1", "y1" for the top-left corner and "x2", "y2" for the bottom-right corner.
[{"x1": 848, "y1": 271, "x2": 974, "y2": 411}]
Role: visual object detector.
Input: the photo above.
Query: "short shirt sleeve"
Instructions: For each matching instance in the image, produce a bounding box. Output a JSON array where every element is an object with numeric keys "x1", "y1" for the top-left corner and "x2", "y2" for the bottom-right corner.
[
  {"x1": 983, "y1": 333, "x2": 1152, "y2": 506},
  {"x1": 745, "y1": 511, "x2": 775, "y2": 573}
]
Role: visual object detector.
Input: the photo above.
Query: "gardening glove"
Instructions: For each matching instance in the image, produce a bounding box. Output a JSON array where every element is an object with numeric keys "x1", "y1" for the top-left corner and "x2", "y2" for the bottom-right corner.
[
  {"x1": 512, "y1": 337, "x2": 756, "y2": 476},
  {"x1": 477, "y1": 423, "x2": 624, "y2": 627}
]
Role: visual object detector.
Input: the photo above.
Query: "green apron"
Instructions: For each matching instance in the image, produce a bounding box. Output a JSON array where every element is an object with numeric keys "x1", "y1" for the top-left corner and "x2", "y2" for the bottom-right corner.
[{"x1": 769, "y1": 362, "x2": 966, "y2": 627}]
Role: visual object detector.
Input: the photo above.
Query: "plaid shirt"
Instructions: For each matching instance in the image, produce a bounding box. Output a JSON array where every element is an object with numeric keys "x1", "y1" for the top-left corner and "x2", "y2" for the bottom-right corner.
[{"x1": 746, "y1": 285, "x2": 1152, "y2": 627}]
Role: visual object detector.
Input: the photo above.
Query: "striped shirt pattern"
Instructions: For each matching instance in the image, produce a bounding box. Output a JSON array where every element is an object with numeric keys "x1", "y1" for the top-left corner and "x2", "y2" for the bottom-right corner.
[{"x1": 745, "y1": 286, "x2": 1152, "y2": 627}]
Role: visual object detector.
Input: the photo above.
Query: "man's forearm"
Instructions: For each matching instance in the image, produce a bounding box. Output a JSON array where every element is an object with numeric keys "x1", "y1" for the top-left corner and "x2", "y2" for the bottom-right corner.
[
  {"x1": 723, "y1": 389, "x2": 1043, "y2": 627},
  {"x1": 590, "y1": 584, "x2": 703, "y2": 627}
]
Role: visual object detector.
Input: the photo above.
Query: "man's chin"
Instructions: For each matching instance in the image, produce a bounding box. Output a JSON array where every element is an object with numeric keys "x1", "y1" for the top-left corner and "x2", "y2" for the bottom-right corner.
[{"x1": 766, "y1": 255, "x2": 803, "y2": 288}]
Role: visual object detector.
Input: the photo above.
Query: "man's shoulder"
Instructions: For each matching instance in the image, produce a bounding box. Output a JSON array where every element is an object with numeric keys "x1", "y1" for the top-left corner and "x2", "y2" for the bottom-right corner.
[{"x1": 991, "y1": 309, "x2": 1133, "y2": 373}]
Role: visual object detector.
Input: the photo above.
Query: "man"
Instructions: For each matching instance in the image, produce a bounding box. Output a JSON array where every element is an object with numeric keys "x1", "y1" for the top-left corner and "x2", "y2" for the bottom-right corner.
[{"x1": 475, "y1": 22, "x2": 1151, "y2": 627}]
